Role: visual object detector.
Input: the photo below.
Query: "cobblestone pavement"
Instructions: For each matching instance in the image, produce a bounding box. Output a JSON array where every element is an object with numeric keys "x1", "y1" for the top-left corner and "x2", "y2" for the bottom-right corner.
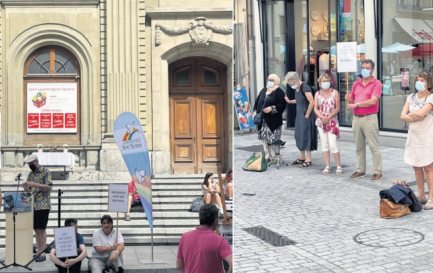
[{"x1": 234, "y1": 129, "x2": 433, "y2": 273}]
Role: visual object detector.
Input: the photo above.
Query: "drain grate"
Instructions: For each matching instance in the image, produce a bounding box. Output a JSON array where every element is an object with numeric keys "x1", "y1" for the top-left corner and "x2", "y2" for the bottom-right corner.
[
  {"x1": 243, "y1": 225, "x2": 296, "y2": 247},
  {"x1": 241, "y1": 193, "x2": 256, "y2": 197},
  {"x1": 354, "y1": 228, "x2": 424, "y2": 248}
]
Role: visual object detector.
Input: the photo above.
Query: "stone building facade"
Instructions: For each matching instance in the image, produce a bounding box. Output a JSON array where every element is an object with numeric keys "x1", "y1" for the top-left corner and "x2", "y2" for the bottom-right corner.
[{"x1": 0, "y1": 0, "x2": 232, "y2": 178}]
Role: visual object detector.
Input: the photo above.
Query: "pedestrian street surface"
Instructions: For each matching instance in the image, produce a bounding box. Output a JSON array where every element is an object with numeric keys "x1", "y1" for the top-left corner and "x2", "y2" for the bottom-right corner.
[{"x1": 234, "y1": 129, "x2": 433, "y2": 273}]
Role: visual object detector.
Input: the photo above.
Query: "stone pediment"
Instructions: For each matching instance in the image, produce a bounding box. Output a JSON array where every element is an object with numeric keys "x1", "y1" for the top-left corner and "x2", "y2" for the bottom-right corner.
[{"x1": 155, "y1": 17, "x2": 232, "y2": 47}]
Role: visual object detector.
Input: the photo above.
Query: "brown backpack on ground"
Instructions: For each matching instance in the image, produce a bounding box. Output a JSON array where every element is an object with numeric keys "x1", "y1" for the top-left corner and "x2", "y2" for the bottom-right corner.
[{"x1": 380, "y1": 198, "x2": 411, "y2": 219}]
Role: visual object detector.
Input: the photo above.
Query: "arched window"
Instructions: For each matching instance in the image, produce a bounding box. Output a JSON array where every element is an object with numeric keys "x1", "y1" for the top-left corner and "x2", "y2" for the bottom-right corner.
[{"x1": 24, "y1": 46, "x2": 81, "y2": 146}]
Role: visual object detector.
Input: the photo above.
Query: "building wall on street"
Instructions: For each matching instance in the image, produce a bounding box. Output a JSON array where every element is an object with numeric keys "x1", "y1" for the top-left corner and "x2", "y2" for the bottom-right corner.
[{"x1": 0, "y1": 0, "x2": 232, "y2": 178}]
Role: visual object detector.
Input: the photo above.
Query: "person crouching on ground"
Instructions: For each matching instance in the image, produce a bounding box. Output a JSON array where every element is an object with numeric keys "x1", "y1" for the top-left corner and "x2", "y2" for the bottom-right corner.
[
  {"x1": 202, "y1": 173, "x2": 223, "y2": 214},
  {"x1": 314, "y1": 73, "x2": 342, "y2": 174},
  {"x1": 49, "y1": 218, "x2": 87, "y2": 273},
  {"x1": 89, "y1": 215, "x2": 125, "y2": 273},
  {"x1": 176, "y1": 204, "x2": 232, "y2": 273}
]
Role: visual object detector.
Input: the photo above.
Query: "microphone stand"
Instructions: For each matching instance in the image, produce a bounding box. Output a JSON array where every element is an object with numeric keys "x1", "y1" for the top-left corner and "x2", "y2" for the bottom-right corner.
[{"x1": 0, "y1": 174, "x2": 32, "y2": 271}]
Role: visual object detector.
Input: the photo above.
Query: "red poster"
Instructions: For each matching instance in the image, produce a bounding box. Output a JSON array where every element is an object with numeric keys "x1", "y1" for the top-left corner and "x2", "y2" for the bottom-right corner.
[
  {"x1": 65, "y1": 113, "x2": 76, "y2": 128},
  {"x1": 53, "y1": 113, "x2": 64, "y2": 128},
  {"x1": 40, "y1": 113, "x2": 52, "y2": 128},
  {"x1": 27, "y1": 113, "x2": 39, "y2": 129}
]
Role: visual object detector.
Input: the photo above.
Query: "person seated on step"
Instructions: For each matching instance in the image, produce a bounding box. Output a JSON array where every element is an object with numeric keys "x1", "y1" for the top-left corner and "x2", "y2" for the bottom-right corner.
[
  {"x1": 49, "y1": 218, "x2": 87, "y2": 273},
  {"x1": 222, "y1": 168, "x2": 233, "y2": 200},
  {"x1": 202, "y1": 172, "x2": 224, "y2": 214},
  {"x1": 89, "y1": 215, "x2": 125, "y2": 273},
  {"x1": 124, "y1": 180, "x2": 142, "y2": 221}
]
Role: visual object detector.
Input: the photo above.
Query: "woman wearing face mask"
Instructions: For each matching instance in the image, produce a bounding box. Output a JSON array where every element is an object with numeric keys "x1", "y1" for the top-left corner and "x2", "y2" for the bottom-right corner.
[
  {"x1": 314, "y1": 73, "x2": 342, "y2": 174},
  {"x1": 284, "y1": 71, "x2": 317, "y2": 167},
  {"x1": 401, "y1": 72, "x2": 433, "y2": 209},
  {"x1": 253, "y1": 74, "x2": 287, "y2": 163}
]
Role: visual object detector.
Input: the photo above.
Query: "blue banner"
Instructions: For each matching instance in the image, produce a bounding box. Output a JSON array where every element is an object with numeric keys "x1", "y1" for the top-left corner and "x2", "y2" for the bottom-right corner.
[
  {"x1": 113, "y1": 112, "x2": 153, "y2": 228},
  {"x1": 233, "y1": 86, "x2": 254, "y2": 130}
]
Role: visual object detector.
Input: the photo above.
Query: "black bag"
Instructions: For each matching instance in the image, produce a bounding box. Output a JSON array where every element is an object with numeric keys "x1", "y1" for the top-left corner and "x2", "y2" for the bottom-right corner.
[
  {"x1": 253, "y1": 113, "x2": 263, "y2": 126},
  {"x1": 190, "y1": 197, "x2": 204, "y2": 212}
]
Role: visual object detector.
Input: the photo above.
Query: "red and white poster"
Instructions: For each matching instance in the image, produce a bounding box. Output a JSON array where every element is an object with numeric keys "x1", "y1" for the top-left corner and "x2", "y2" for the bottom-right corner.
[{"x1": 27, "y1": 83, "x2": 77, "y2": 133}]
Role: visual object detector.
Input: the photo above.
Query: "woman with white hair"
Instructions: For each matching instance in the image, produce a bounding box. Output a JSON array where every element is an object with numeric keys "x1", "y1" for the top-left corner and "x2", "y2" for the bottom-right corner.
[
  {"x1": 253, "y1": 73, "x2": 287, "y2": 163},
  {"x1": 285, "y1": 71, "x2": 317, "y2": 167}
]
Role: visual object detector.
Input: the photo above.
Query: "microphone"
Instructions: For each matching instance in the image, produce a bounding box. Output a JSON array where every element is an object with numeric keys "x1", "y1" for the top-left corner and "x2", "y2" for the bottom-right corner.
[{"x1": 15, "y1": 173, "x2": 22, "y2": 181}]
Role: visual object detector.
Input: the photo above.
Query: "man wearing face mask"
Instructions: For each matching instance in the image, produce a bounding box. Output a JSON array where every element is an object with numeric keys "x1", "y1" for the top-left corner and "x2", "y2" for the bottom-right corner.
[
  {"x1": 345, "y1": 59, "x2": 383, "y2": 181},
  {"x1": 22, "y1": 154, "x2": 53, "y2": 262}
]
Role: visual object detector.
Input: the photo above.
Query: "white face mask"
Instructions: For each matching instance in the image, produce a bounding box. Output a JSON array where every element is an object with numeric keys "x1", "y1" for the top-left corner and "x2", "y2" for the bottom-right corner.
[
  {"x1": 290, "y1": 84, "x2": 298, "y2": 90},
  {"x1": 321, "y1": 82, "x2": 331, "y2": 90},
  {"x1": 266, "y1": 81, "x2": 275, "y2": 89},
  {"x1": 415, "y1": 81, "x2": 426, "y2": 92}
]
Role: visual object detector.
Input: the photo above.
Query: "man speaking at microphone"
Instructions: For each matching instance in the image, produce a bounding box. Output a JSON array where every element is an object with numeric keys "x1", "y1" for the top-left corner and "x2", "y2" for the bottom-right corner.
[{"x1": 21, "y1": 154, "x2": 53, "y2": 262}]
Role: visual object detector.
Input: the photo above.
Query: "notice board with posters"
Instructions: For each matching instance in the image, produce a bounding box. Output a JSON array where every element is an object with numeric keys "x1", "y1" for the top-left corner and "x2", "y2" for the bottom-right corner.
[{"x1": 27, "y1": 82, "x2": 77, "y2": 133}]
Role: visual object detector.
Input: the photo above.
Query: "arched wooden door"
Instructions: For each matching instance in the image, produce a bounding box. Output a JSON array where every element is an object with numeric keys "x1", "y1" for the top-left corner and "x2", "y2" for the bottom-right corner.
[
  {"x1": 23, "y1": 46, "x2": 81, "y2": 146},
  {"x1": 169, "y1": 57, "x2": 227, "y2": 174}
]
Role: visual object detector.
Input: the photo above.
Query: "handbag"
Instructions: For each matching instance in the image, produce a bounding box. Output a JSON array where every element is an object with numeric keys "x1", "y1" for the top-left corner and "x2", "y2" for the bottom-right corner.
[
  {"x1": 379, "y1": 198, "x2": 411, "y2": 219},
  {"x1": 253, "y1": 113, "x2": 263, "y2": 126},
  {"x1": 190, "y1": 197, "x2": 204, "y2": 212},
  {"x1": 243, "y1": 152, "x2": 267, "y2": 172}
]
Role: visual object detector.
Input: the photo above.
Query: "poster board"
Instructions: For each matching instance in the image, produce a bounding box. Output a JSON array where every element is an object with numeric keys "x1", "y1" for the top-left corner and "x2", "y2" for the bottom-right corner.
[
  {"x1": 54, "y1": 226, "x2": 78, "y2": 258},
  {"x1": 27, "y1": 82, "x2": 78, "y2": 133},
  {"x1": 108, "y1": 184, "x2": 129, "y2": 213},
  {"x1": 336, "y1": 42, "x2": 358, "y2": 73},
  {"x1": 233, "y1": 86, "x2": 254, "y2": 130}
]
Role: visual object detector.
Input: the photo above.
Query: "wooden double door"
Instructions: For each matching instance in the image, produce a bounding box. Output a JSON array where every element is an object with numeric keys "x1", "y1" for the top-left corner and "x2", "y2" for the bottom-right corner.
[{"x1": 169, "y1": 58, "x2": 226, "y2": 174}]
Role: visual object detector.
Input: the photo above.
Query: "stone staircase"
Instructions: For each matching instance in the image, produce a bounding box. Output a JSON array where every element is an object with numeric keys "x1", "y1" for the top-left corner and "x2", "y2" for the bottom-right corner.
[{"x1": 0, "y1": 175, "x2": 205, "y2": 247}]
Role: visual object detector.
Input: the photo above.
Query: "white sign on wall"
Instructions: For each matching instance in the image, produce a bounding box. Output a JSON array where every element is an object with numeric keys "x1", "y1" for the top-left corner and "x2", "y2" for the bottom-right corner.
[
  {"x1": 27, "y1": 82, "x2": 77, "y2": 133},
  {"x1": 54, "y1": 226, "x2": 77, "y2": 258},
  {"x1": 108, "y1": 184, "x2": 129, "y2": 213},
  {"x1": 336, "y1": 42, "x2": 358, "y2": 73}
]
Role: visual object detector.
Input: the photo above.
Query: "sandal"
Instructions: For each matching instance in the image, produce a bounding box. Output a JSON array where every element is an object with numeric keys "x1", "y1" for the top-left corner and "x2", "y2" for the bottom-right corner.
[
  {"x1": 336, "y1": 166, "x2": 343, "y2": 174},
  {"x1": 424, "y1": 200, "x2": 433, "y2": 210},
  {"x1": 301, "y1": 161, "x2": 312, "y2": 167},
  {"x1": 292, "y1": 159, "x2": 305, "y2": 165},
  {"x1": 322, "y1": 165, "x2": 330, "y2": 174}
]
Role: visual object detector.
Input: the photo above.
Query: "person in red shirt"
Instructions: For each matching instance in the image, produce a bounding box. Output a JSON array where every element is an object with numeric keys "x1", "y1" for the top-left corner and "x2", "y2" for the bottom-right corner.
[
  {"x1": 176, "y1": 204, "x2": 232, "y2": 273},
  {"x1": 124, "y1": 180, "x2": 141, "y2": 221},
  {"x1": 345, "y1": 59, "x2": 383, "y2": 181}
]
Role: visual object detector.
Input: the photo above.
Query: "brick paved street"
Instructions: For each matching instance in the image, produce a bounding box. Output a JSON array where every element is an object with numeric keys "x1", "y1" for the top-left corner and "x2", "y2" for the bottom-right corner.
[{"x1": 234, "y1": 128, "x2": 433, "y2": 273}]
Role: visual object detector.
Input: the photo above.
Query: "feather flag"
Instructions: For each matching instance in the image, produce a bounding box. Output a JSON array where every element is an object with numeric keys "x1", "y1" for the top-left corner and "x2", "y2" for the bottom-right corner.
[{"x1": 113, "y1": 112, "x2": 153, "y2": 228}]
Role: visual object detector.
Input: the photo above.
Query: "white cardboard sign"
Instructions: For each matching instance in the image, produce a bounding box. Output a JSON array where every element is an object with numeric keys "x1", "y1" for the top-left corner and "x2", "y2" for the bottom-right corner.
[
  {"x1": 108, "y1": 184, "x2": 129, "y2": 213},
  {"x1": 336, "y1": 42, "x2": 358, "y2": 73},
  {"x1": 54, "y1": 226, "x2": 77, "y2": 258}
]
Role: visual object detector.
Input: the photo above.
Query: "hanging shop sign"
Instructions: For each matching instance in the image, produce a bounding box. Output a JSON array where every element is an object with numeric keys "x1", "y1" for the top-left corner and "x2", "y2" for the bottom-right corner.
[{"x1": 27, "y1": 83, "x2": 77, "y2": 133}]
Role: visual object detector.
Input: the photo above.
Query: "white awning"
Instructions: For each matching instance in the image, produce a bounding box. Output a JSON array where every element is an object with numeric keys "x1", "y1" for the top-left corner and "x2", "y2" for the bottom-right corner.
[
  {"x1": 394, "y1": 17, "x2": 433, "y2": 43},
  {"x1": 382, "y1": 42, "x2": 415, "y2": 53}
]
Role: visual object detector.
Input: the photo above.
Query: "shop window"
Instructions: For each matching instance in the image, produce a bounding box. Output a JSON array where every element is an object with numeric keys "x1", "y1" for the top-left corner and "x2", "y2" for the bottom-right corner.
[{"x1": 380, "y1": 0, "x2": 433, "y2": 131}]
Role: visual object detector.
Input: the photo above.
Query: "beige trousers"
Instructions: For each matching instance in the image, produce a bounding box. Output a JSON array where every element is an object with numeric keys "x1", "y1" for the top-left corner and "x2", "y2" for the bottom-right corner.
[{"x1": 352, "y1": 114, "x2": 382, "y2": 173}]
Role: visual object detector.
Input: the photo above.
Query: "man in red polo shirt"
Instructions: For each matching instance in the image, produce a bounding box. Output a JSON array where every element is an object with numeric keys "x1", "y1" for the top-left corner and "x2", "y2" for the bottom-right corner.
[
  {"x1": 345, "y1": 59, "x2": 383, "y2": 181},
  {"x1": 176, "y1": 204, "x2": 232, "y2": 273}
]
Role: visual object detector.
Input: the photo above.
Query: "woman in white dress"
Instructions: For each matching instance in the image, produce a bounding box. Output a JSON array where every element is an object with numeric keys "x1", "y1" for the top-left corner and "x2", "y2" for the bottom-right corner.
[{"x1": 401, "y1": 72, "x2": 433, "y2": 209}]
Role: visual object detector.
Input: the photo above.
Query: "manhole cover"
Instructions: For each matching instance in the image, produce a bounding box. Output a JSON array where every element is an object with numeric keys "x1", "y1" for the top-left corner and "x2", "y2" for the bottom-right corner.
[
  {"x1": 354, "y1": 228, "x2": 424, "y2": 247},
  {"x1": 243, "y1": 225, "x2": 296, "y2": 247}
]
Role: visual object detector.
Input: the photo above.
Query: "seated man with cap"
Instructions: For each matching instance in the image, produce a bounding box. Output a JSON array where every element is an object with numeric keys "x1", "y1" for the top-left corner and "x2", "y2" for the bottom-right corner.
[{"x1": 21, "y1": 154, "x2": 53, "y2": 262}]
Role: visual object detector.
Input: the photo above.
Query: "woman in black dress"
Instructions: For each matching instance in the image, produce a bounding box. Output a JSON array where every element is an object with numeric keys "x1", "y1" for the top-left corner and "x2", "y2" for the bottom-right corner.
[
  {"x1": 284, "y1": 71, "x2": 317, "y2": 167},
  {"x1": 253, "y1": 74, "x2": 287, "y2": 163}
]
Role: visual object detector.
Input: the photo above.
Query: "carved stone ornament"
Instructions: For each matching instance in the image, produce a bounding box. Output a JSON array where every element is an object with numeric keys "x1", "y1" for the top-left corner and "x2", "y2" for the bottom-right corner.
[{"x1": 155, "y1": 17, "x2": 232, "y2": 47}]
